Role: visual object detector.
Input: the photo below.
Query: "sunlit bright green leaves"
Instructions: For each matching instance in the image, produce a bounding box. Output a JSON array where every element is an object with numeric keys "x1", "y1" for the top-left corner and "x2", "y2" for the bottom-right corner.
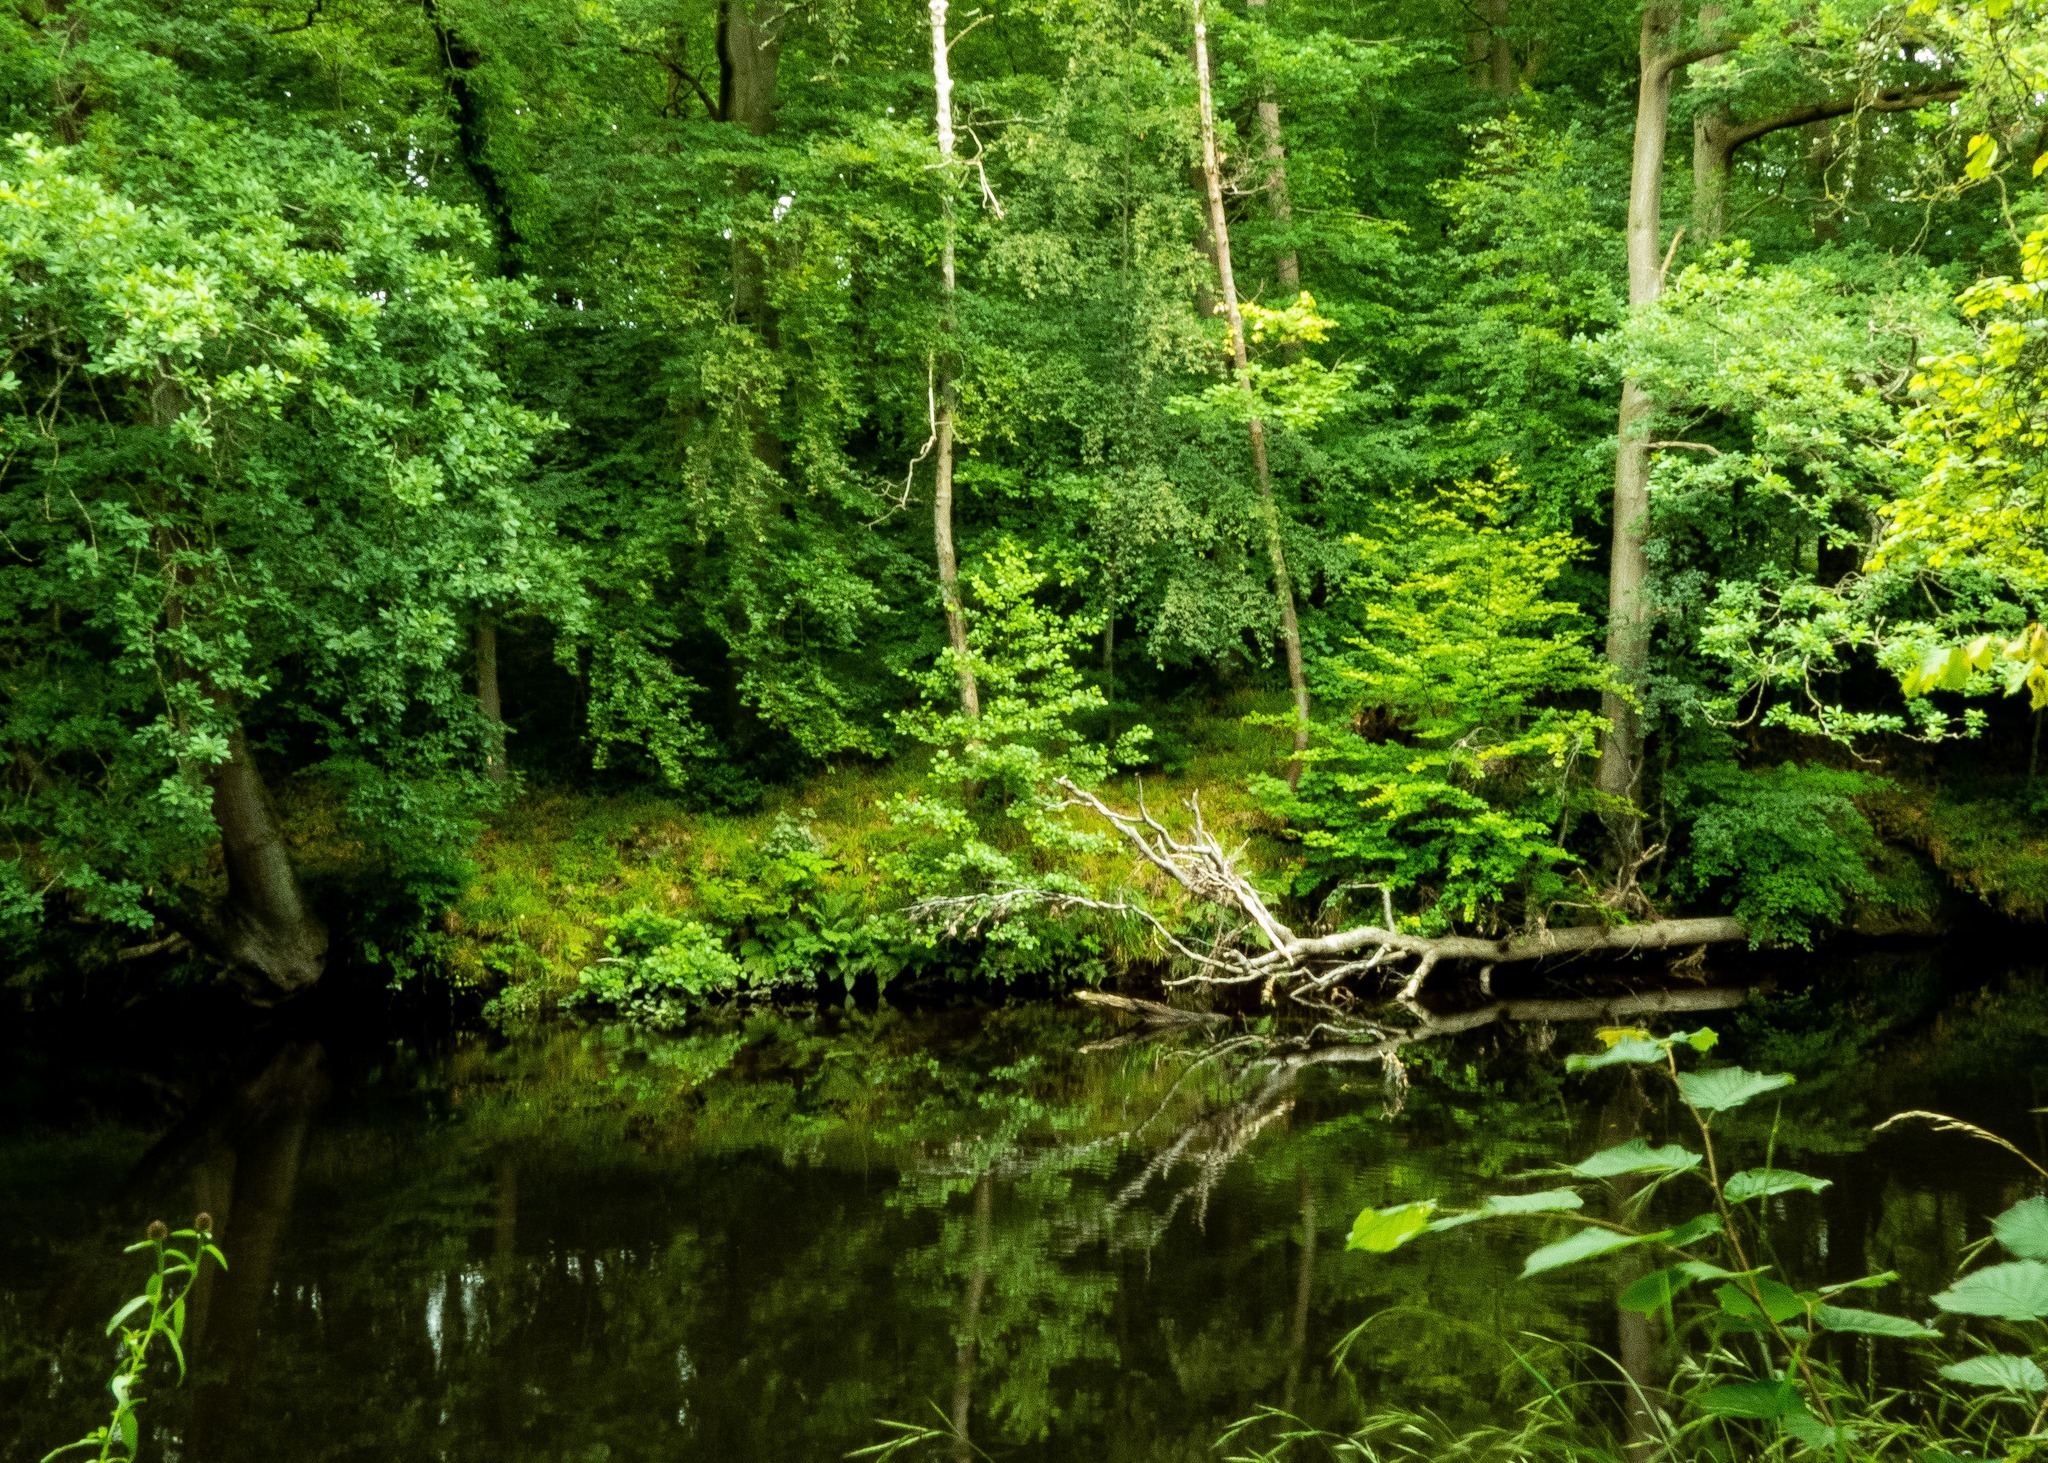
[
  {"x1": 1347, "y1": 1202, "x2": 1437, "y2": 1253},
  {"x1": 1675, "y1": 1066, "x2": 1795, "y2": 1114},
  {"x1": 1940, "y1": 1355, "x2": 2048, "y2": 1393},
  {"x1": 1568, "y1": 1139, "x2": 1703, "y2": 1178},
  {"x1": 1724, "y1": 1169, "x2": 1832, "y2": 1202},
  {"x1": 1993, "y1": 1197, "x2": 2048, "y2": 1260},
  {"x1": 1932, "y1": 1261, "x2": 2048, "y2": 1320}
]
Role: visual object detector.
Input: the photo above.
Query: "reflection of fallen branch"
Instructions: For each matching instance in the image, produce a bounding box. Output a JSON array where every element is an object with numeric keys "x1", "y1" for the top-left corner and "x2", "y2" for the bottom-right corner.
[
  {"x1": 1287, "y1": 985, "x2": 1755, "y2": 1070},
  {"x1": 1049, "y1": 779, "x2": 1749, "y2": 1003},
  {"x1": 1082, "y1": 984, "x2": 1756, "y2": 1246},
  {"x1": 1074, "y1": 990, "x2": 1228, "y2": 1027}
]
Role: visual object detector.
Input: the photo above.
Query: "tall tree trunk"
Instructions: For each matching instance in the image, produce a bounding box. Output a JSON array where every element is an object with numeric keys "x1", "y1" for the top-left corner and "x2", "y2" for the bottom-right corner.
[
  {"x1": 209, "y1": 734, "x2": 329, "y2": 992},
  {"x1": 476, "y1": 614, "x2": 507, "y2": 783},
  {"x1": 1690, "y1": 4, "x2": 1730, "y2": 240},
  {"x1": 1192, "y1": 0, "x2": 1311, "y2": 787},
  {"x1": 930, "y1": 0, "x2": 979, "y2": 717},
  {"x1": 1245, "y1": 0, "x2": 1300, "y2": 300},
  {"x1": 1487, "y1": 0, "x2": 1514, "y2": 96},
  {"x1": 153, "y1": 374, "x2": 326, "y2": 992},
  {"x1": 1597, "y1": 3, "x2": 1685, "y2": 884},
  {"x1": 720, "y1": 0, "x2": 786, "y2": 475},
  {"x1": 421, "y1": 0, "x2": 517, "y2": 273}
]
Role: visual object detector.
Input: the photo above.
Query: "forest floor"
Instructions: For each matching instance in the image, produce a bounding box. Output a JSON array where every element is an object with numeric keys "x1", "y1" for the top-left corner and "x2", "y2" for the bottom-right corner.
[{"x1": 263, "y1": 693, "x2": 2048, "y2": 1014}]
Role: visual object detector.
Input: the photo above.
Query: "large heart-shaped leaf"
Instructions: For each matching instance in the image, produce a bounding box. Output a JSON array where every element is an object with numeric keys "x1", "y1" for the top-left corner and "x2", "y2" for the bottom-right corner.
[
  {"x1": 1429, "y1": 1189, "x2": 1583, "y2": 1232},
  {"x1": 1932, "y1": 1261, "x2": 2048, "y2": 1320},
  {"x1": 1675, "y1": 1066, "x2": 1795, "y2": 1114},
  {"x1": 1569, "y1": 1139, "x2": 1703, "y2": 1178},
  {"x1": 1993, "y1": 1197, "x2": 2048, "y2": 1260},
  {"x1": 1813, "y1": 1304, "x2": 1940, "y2": 1339},
  {"x1": 1718, "y1": 1277, "x2": 1806, "y2": 1324},
  {"x1": 1521, "y1": 1226, "x2": 1650, "y2": 1277},
  {"x1": 1940, "y1": 1355, "x2": 2047, "y2": 1393},
  {"x1": 1697, "y1": 1379, "x2": 1802, "y2": 1418},
  {"x1": 1348, "y1": 1202, "x2": 1436, "y2": 1254},
  {"x1": 1566, "y1": 1039, "x2": 1670, "y2": 1072},
  {"x1": 1725, "y1": 1169, "x2": 1832, "y2": 1203}
]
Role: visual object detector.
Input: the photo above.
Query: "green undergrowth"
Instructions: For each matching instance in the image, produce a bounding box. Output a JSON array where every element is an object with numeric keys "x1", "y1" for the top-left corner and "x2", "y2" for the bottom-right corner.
[
  {"x1": 1864, "y1": 776, "x2": 2048, "y2": 923},
  {"x1": 447, "y1": 698, "x2": 1291, "y2": 1022}
]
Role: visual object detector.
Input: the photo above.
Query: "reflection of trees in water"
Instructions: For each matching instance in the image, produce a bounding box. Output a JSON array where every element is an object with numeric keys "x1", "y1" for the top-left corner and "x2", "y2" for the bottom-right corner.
[{"x1": 3, "y1": 968, "x2": 2044, "y2": 1463}]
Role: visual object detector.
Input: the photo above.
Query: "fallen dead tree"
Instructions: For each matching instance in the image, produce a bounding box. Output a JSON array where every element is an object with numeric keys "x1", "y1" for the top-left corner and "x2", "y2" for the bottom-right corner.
[{"x1": 912, "y1": 779, "x2": 1751, "y2": 1006}]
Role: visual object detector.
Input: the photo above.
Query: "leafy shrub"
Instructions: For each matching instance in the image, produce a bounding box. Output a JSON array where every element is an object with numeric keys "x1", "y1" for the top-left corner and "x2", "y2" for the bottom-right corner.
[
  {"x1": 1275, "y1": 1027, "x2": 2048, "y2": 1463},
  {"x1": 572, "y1": 910, "x2": 745, "y2": 1027},
  {"x1": 1261, "y1": 475, "x2": 1609, "y2": 928},
  {"x1": 1671, "y1": 762, "x2": 1882, "y2": 945}
]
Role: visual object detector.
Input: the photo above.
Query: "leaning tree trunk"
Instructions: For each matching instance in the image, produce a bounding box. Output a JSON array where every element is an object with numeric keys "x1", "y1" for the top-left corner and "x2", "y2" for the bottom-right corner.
[
  {"x1": 153, "y1": 374, "x2": 326, "y2": 993},
  {"x1": 1191, "y1": 0, "x2": 1311, "y2": 787},
  {"x1": 929, "y1": 0, "x2": 979, "y2": 717},
  {"x1": 208, "y1": 734, "x2": 329, "y2": 993}
]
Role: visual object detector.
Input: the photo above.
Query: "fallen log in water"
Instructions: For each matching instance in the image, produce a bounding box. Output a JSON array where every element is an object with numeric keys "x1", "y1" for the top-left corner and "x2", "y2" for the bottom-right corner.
[{"x1": 1046, "y1": 779, "x2": 1752, "y2": 1004}]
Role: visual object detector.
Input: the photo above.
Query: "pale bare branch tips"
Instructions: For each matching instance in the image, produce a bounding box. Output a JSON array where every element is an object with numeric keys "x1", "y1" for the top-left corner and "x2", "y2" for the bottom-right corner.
[{"x1": 899, "y1": 781, "x2": 1753, "y2": 1009}]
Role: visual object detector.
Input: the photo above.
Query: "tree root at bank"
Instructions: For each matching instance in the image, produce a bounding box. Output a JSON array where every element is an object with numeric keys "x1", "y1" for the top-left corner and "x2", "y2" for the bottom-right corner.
[{"x1": 911, "y1": 780, "x2": 1750, "y2": 1006}]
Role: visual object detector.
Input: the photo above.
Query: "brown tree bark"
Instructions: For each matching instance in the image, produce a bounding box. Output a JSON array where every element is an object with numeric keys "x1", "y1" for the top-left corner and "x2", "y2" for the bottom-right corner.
[
  {"x1": 152, "y1": 374, "x2": 327, "y2": 993},
  {"x1": 1245, "y1": 0, "x2": 1300, "y2": 298},
  {"x1": 930, "y1": 0, "x2": 979, "y2": 717},
  {"x1": 1598, "y1": 5, "x2": 1731, "y2": 882},
  {"x1": 1487, "y1": 0, "x2": 1514, "y2": 96},
  {"x1": 1693, "y1": 81, "x2": 1964, "y2": 240},
  {"x1": 1191, "y1": 0, "x2": 1311, "y2": 787},
  {"x1": 476, "y1": 614, "x2": 507, "y2": 782},
  {"x1": 208, "y1": 734, "x2": 329, "y2": 992}
]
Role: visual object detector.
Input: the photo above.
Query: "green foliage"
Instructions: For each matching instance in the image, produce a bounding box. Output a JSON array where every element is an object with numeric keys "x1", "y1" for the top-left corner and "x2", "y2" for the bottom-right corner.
[
  {"x1": 1322, "y1": 1024, "x2": 2048, "y2": 1463},
  {"x1": 1669, "y1": 762, "x2": 1884, "y2": 946},
  {"x1": 1262, "y1": 475, "x2": 1608, "y2": 927},
  {"x1": 885, "y1": 544, "x2": 1149, "y2": 970},
  {"x1": 44, "y1": 1219, "x2": 224, "y2": 1463}
]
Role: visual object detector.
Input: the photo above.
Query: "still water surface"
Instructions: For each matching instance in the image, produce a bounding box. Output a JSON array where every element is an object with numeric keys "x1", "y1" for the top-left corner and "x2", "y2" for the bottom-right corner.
[{"x1": 2, "y1": 949, "x2": 2044, "y2": 1462}]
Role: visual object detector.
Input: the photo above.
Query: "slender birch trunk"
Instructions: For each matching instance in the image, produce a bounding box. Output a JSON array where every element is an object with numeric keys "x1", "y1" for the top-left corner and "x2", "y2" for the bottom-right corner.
[
  {"x1": 1192, "y1": 0, "x2": 1309, "y2": 785},
  {"x1": 929, "y1": 0, "x2": 979, "y2": 717}
]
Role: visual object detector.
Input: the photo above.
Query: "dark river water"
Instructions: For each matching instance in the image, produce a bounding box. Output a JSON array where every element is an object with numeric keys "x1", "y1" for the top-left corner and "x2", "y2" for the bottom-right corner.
[{"x1": 3, "y1": 946, "x2": 2045, "y2": 1462}]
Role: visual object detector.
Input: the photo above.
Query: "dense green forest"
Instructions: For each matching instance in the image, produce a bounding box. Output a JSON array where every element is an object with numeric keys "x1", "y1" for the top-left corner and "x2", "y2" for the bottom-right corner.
[{"x1": 2, "y1": 0, "x2": 2046, "y2": 1011}]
